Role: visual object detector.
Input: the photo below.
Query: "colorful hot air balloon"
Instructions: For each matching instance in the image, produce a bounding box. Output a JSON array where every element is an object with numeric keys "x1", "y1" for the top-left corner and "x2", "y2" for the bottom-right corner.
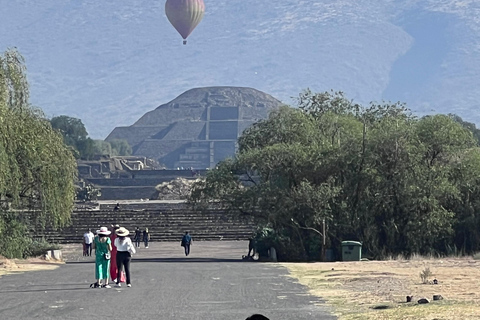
[{"x1": 165, "y1": 0, "x2": 205, "y2": 45}]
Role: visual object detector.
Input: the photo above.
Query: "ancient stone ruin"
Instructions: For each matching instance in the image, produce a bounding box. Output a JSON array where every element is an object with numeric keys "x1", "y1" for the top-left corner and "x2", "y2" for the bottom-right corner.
[{"x1": 105, "y1": 86, "x2": 282, "y2": 169}]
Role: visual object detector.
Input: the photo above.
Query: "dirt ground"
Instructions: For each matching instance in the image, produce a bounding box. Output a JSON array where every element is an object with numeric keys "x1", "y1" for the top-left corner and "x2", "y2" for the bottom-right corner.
[
  {"x1": 284, "y1": 258, "x2": 480, "y2": 320},
  {"x1": 0, "y1": 255, "x2": 62, "y2": 278}
]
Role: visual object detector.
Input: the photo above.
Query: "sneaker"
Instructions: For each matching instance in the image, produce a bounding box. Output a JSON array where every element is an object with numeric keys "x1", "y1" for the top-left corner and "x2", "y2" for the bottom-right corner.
[
  {"x1": 103, "y1": 284, "x2": 111, "y2": 289},
  {"x1": 145, "y1": 246, "x2": 149, "y2": 248},
  {"x1": 127, "y1": 284, "x2": 132, "y2": 287},
  {"x1": 115, "y1": 283, "x2": 121, "y2": 287}
]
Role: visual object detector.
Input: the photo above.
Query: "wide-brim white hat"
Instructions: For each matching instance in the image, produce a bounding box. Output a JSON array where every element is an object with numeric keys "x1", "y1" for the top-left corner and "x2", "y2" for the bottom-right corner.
[
  {"x1": 97, "y1": 226, "x2": 111, "y2": 235},
  {"x1": 115, "y1": 227, "x2": 129, "y2": 237}
]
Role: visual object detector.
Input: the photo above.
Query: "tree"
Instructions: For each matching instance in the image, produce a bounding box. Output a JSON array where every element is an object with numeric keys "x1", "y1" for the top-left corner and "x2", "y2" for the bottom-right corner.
[
  {"x1": 50, "y1": 115, "x2": 96, "y2": 159},
  {"x1": 192, "y1": 106, "x2": 341, "y2": 260},
  {"x1": 50, "y1": 115, "x2": 88, "y2": 146},
  {"x1": 93, "y1": 140, "x2": 112, "y2": 156},
  {"x1": 109, "y1": 139, "x2": 132, "y2": 156},
  {"x1": 0, "y1": 49, "x2": 77, "y2": 258},
  {"x1": 449, "y1": 114, "x2": 480, "y2": 145},
  {"x1": 189, "y1": 90, "x2": 480, "y2": 260}
]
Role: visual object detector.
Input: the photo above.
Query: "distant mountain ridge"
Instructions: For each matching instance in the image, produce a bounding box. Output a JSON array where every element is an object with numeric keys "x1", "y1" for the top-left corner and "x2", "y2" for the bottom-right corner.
[{"x1": 0, "y1": 1, "x2": 479, "y2": 138}]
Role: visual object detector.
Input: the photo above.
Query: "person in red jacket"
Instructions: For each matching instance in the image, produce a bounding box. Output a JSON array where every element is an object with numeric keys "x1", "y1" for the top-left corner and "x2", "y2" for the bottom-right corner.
[{"x1": 109, "y1": 224, "x2": 126, "y2": 283}]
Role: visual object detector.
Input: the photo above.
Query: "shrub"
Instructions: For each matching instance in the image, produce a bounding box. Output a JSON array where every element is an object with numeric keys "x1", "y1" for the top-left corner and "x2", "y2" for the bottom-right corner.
[
  {"x1": 0, "y1": 211, "x2": 31, "y2": 259},
  {"x1": 25, "y1": 239, "x2": 61, "y2": 258},
  {"x1": 0, "y1": 212, "x2": 60, "y2": 259},
  {"x1": 420, "y1": 267, "x2": 433, "y2": 284},
  {"x1": 254, "y1": 226, "x2": 309, "y2": 261}
]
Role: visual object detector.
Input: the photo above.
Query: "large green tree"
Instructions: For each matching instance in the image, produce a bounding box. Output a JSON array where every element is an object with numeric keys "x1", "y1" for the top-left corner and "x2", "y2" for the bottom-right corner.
[
  {"x1": 0, "y1": 49, "x2": 77, "y2": 244},
  {"x1": 50, "y1": 115, "x2": 96, "y2": 159},
  {"x1": 189, "y1": 90, "x2": 480, "y2": 260}
]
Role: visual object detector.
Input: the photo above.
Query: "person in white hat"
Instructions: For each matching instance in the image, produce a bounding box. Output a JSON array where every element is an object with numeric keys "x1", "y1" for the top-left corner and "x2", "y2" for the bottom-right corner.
[
  {"x1": 93, "y1": 226, "x2": 112, "y2": 288},
  {"x1": 110, "y1": 224, "x2": 125, "y2": 284},
  {"x1": 114, "y1": 227, "x2": 136, "y2": 287}
]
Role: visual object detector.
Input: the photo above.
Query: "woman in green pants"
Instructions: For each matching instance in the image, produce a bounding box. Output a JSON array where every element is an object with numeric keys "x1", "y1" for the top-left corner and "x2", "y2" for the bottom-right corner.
[{"x1": 94, "y1": 226, "x2": 112, "y2": 288}]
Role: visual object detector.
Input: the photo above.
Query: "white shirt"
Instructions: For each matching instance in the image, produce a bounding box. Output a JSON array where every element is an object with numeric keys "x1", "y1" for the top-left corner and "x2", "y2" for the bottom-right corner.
[
  {"x1": 83, "y1": 232, "x2": 94, "y2": 244},
  {"x1": 115, "y1": 237, "x2": 136, "y2": 253}
]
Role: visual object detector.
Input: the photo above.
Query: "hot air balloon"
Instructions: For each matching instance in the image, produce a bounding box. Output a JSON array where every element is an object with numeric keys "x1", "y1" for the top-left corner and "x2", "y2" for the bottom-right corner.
[{"x1": 165, "y1": 0, "x2": 205, "y2": 45}]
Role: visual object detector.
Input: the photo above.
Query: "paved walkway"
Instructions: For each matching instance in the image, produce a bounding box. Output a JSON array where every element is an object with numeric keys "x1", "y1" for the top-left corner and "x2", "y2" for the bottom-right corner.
[{"x1": 0, "y1": 241, "x2": 335, "y2": 320}]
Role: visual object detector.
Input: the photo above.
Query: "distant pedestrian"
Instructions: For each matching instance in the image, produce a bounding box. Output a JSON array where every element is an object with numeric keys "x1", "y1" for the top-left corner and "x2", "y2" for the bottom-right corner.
[
  {"x1": 113, "y1": 202, "x2": 120, "y2": 211},
  {"x1": 143, "y1": 228, "x2": 150, "y2": 248},
  {"x1": 83, "y1": 228, "x2": 95, "y2": 256},
  {"x1": 93, "y1": 226, "x2": 112, "y2": 288},
  {"x1": 181, "y1": 231, "x2": 192, "y2": 256},
  {"x1": 114, "y1": 227, "x2": 136, "y2": 287},
  {"x1": 134, "y1": 227, "x2": 142, "y2": 248}
]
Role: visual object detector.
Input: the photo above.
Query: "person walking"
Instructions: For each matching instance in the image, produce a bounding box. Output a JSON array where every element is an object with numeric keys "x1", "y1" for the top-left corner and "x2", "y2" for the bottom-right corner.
[
  {"x1": 93, "y1": 227, "x2": 112, "y2": 288},
  {"x1": 83, "y1": 228, "x2": 94, "y2": 256},
  {"x1": 110, "y1": 224, "x2": 126, "y2": 284},
  {"x1": 134, "y1": 227, "x2": 142, "y2": 248},
  {"x1": 181, "y1": 231, "x2": 192, "y2": 256},
  {"x1": 114, "y1": 227, "x2": 136, "y2": 287},
  {"x1": 143, "y1": 228, "x2": 150, "y2": 248}
]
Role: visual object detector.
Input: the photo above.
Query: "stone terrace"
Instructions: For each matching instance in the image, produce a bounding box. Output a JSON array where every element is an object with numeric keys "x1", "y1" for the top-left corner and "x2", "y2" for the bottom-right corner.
[{"x1": 34, "y1": 202, "x2": 256, "y2": 244}]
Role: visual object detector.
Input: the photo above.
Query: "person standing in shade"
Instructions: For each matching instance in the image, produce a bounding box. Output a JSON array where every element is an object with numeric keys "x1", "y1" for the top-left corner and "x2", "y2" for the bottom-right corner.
[
  {"x1": 93, "y1": 227, "x2": 112, "y2": 288},
  {"x1": 247, "y1": 237, "x2": 256, "y2": 258},
  {"x1": 114, "y1": 227, "x2": 136, "y2": 287},
  {"x1": 83, "y1": 228, "x2": 95, "y2": 256},
  {"x1": 143, "y1": 227, "x2": 150, "y2": 248},
  {"x1": 134, "y1": 227, "x2": 142, "y2": 248},
  {"x1": 181, "y1": 231, "x2": 192, "y2": 256}
]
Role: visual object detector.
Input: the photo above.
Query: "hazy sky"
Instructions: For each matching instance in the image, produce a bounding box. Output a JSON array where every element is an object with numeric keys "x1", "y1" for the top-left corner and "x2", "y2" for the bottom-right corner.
[{"x1": 0, "y1": 0, "x2": 478, "y2": 138}]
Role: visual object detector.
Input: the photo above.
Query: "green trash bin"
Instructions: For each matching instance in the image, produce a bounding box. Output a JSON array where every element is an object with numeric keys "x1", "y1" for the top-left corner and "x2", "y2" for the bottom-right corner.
[{"x1": 341, "y1": 241, "x2": 362, "y2": 261}]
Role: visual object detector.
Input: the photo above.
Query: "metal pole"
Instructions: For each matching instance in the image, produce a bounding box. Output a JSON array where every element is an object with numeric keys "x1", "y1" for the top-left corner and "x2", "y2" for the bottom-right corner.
[{"x1": 322, "y1": 218, "x2": 326, "y2": 261}]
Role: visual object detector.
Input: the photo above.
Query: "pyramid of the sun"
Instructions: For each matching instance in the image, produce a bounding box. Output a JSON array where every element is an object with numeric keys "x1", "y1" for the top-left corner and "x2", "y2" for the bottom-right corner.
[{"x1": 106, "y1": 86, "x2": 282, "y2": 169}]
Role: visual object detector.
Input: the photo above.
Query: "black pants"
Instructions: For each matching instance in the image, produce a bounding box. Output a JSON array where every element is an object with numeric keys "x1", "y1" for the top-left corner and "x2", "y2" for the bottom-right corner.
[
  {"x1": 116, "y1": 251, "x2": 132, "y2": 284},
  {"x1": 86, "y1": 243, "x2": 92, "y2": 256},
  {"x1": 184, "y1": 244, "x2": 191, "y2": 256}
]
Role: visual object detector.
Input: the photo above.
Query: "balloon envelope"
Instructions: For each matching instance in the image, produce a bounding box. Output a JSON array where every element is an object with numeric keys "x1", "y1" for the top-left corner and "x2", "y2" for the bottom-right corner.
[{"x1": 165, "y1": 0, "x2": 205, "y2": 41}]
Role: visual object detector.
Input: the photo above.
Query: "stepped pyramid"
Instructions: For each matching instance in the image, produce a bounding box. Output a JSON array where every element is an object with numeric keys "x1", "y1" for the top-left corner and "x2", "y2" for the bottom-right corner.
[{"x1": 106, "y1": 87, "x2": 282, "y2": 169}]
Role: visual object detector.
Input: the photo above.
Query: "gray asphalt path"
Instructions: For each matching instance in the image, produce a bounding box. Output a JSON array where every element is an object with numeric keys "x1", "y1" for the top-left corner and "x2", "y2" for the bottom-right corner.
[{"x1": 0, "y1": 241, "x2": 335, "y2": 320}]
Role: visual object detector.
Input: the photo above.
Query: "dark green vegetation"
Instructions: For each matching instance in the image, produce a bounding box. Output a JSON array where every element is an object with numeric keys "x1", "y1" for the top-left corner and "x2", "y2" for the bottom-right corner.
[
  {"x1": 50, "y1": 115, "x2": 132, "y2": 159},
  {"x1": 189, "y1": 90, "x2": 480, "y2": 261},
  {"x1": 0, "y1": 49, "x2": 77, "y2": 258}
]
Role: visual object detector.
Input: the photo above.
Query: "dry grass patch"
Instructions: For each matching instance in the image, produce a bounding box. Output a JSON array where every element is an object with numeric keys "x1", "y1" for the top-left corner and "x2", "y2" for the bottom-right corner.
[
  {"x1": 284, "y1": 258, "x2": 480, "y2": 319},
  {"x1": 0, "y1": 255, "x2": 61, "y2": 278}
]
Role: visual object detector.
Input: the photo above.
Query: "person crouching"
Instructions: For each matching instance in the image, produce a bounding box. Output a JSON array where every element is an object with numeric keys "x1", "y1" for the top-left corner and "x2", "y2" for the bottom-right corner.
[{"x1": 114, "y1": 227, "x2": 136, "y2": 287}]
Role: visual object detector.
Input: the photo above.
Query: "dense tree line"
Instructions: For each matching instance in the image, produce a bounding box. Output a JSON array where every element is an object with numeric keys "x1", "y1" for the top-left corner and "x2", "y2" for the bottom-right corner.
[
  {"x1": 189, "y1": 90, "x2": 480, "y2": 261},
  {"x1": 0, "y1": 49, "x2": 77, "y2": 258},
  {"x1": 50, "y1": 115, "x2": 132, "y2": 159}
]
